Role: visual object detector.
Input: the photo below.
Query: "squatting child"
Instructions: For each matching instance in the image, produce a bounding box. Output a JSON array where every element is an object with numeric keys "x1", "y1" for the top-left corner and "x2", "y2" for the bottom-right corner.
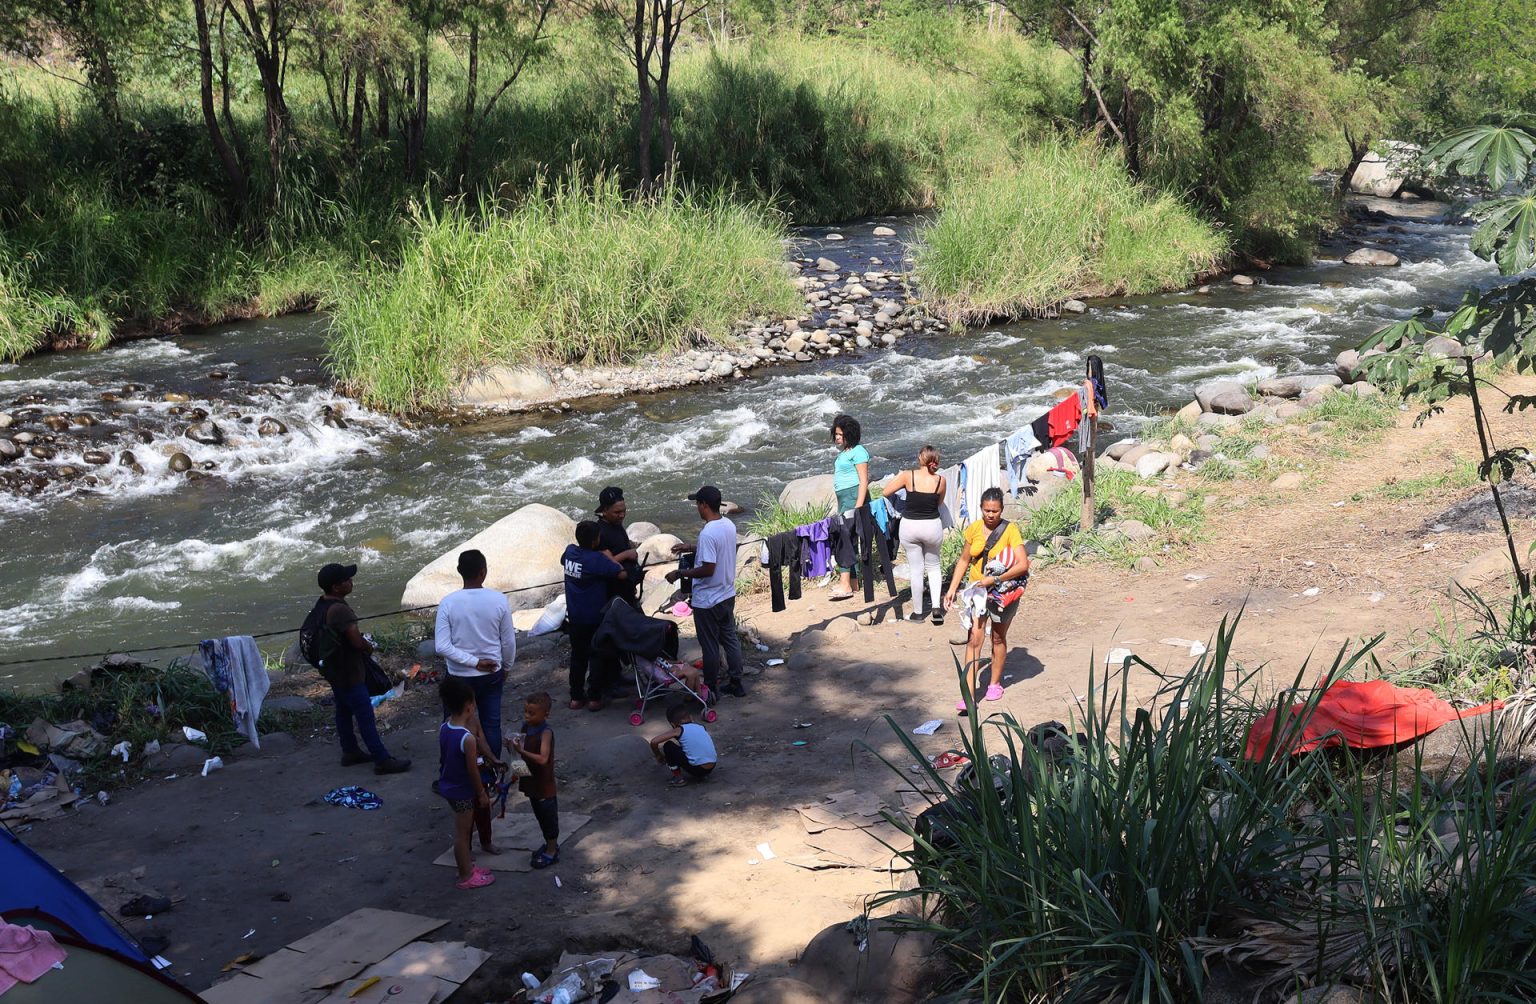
[
  {"x1": 648, "y1": 702, "x2": 717, "y2": 787},
  {"x1": 435, "y1": 677, "x2": 495, "y2": 890},
  {"x1": 508, "y1": 691, "x2": 560, "y2": 869}
]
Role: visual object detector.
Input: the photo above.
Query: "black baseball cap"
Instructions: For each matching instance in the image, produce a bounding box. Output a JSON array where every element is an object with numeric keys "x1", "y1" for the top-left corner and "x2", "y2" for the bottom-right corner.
[
  {"x1": 317, "y1": 562, "x2": 357, "y2": 591},
  {"x1": 687, "y1": 486, "x2": 723, "y2": 509},
  {"x1": 595, "y1": 486, "x2": 625, "y2": 513}
]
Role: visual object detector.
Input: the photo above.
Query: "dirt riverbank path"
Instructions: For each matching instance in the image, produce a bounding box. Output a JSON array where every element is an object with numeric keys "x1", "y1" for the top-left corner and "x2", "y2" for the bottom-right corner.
[{"x1": 23, "y1": 378, "x2": 1536, "y2": 999}]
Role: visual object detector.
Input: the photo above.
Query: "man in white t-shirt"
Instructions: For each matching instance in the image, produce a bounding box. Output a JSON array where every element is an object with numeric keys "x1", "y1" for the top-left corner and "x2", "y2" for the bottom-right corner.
[
  {"x1": 666, "y1": 485, "x2": 746, "y2": 699},
  {"x1": 434, "y1": 549, "x2": 517, "y2": 750}
]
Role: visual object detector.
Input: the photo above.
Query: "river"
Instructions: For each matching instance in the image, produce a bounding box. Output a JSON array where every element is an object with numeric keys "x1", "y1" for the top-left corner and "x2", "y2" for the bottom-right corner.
[{"x1": 0, "y1": 198, "x2": 1507, "y2": 688}]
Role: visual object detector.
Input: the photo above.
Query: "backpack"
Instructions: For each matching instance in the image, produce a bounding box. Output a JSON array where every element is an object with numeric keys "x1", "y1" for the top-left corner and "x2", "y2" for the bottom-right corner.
[{"x1": 299, "y1": 597, "x2": 343, "y2": 672}]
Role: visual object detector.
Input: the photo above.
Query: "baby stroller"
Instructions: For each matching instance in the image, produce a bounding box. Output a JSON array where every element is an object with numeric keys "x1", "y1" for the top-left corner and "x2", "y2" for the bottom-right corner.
[{"x1": 592, "y1": 596, "x2": 717, "y2": 726}]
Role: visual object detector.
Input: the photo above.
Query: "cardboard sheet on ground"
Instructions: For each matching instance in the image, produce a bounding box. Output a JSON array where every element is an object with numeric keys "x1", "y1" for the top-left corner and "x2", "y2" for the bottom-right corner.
[
  {"x1": 793, "y1": 789, "x2": 887, "y2": 833},
  {"x1": 796, "y1": 820, "x2": 912, "y2": 871},
  {"x1": 318, "y1": 975, "x2": 440, "y2": 1004},
  {"x1": 202, "y1": 908, "x2": 448, "y2": 1002},
  {"x1": 431, "y1": 812, "x2": 591, "y2": 871},
  {"x1": 360, "y1": 940, "x2": 491, "y2": 985}
]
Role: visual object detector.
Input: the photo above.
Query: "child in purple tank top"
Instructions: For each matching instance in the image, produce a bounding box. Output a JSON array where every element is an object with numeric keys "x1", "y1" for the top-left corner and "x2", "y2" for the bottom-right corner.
[{"x1": 436, "y1": 678, "x2": 494, "y2": 890}]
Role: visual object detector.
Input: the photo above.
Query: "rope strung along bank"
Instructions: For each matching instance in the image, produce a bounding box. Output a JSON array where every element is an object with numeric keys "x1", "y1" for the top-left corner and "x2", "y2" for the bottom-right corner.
[{"x1": 0, "y1": 536, "x2": 770, "y2": 670}]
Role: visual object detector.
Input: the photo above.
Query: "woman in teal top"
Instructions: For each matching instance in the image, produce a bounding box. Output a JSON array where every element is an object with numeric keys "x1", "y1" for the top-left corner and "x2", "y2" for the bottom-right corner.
[{"x1": 830, "y1": 414, "x2": 869, "y2": 600}]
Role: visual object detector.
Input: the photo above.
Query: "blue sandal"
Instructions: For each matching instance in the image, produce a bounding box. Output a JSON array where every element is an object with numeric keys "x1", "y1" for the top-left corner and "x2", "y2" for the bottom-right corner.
[{"x1": 530, "y1": 849, "x2": 559, "y2": 869}]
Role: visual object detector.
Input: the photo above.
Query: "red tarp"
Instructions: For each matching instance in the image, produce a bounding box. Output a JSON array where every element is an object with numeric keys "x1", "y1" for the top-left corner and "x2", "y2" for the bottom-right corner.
[{"x1": 1244, "y1": 678, "x2": 1502, "y2": 760}]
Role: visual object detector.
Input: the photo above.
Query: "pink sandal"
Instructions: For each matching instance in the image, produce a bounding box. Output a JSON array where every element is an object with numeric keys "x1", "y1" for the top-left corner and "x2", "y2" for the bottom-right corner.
[
  {"x1": 985, "y1": 684, "x2": 1005, "y2": 702},
  {"x1": 456, "y1": 870, "x2": 496, "y2": 890}
]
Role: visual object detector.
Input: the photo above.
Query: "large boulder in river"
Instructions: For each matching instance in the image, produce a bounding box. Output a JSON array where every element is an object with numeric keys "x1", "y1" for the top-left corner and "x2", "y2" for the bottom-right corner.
[
  {"x1": 1195, "y1": 380, "x2": 1254, "y2": 416},
  {"x1": 778, "y1": 474, "x2": 836, "y2": 516},
  {"x1": 1343, "y1": 248, "x2": 1400, "y2": 267},
  {"x1": 1348, "y1": 142, "x2": 1418, "y2": 198},
  {"x1": 401, "y1": 503, "x2": 575, "y2": 610},
  {"x1": 1256, "y1": 374, "x2": 1343, "y2": 399}
]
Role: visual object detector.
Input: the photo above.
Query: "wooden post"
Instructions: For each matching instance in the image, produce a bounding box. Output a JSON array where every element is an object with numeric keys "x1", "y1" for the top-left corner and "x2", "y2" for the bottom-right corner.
[{"x1": 1080, "y1": 371, "x2": 1097, "y2": 533}]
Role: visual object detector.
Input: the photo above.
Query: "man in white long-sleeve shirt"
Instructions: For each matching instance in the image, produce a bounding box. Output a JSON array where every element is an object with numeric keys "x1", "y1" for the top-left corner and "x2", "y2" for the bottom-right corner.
[{"x1": 434, "y1": 549, "x2": 517, "y2": 751}]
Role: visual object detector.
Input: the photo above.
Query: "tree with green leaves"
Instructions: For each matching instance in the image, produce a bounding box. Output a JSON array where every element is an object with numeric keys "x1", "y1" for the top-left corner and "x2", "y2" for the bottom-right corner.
[{"x1": 1361, "y1": 122, "x2": 1536, "y2": 598}]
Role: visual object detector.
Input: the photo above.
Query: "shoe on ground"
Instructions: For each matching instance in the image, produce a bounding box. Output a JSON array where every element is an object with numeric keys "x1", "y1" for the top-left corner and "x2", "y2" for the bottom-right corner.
[
  {"x1": 723, "y1": 681, "x2": 748, "y2": 698},
  {"x1": 374, "y1": 757, "x2": 411, "y2": 775},
  {"x1": 931, "y1": 611, "x2": 945, "y2": 626},
  {"x1": 985, "y1": 683, "x2": 1005, "y2": 701},
  {"x1": 907, "y1": 610, "x2": 927, "y2": 622},
  {"x1": 340, "y1": 751, "x2": 372, "y2": 767},
  {"x1": 456, "y1": 870, "x2": 495, "y2": 890}
]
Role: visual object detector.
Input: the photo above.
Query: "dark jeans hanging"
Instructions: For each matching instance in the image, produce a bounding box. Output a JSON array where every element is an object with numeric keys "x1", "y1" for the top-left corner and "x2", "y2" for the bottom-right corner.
[
  {"x1": 765, "y1": 531, "x2": 803, "y2": 612},
  {"x1": 856, "y1": 504, "x2": 898, "y2": 602}
]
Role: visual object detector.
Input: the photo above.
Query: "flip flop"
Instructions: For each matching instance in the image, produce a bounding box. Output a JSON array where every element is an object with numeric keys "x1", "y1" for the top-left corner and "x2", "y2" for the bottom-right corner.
[
  {"x1": 456, "y1": 870, "x2": 495, "y2": 890},
  {"x1": 828, "y1": 591, "x2": 854, "y2": 601},
  {"x1": 530, "y1": 849, "x2": 560, "y2": 869},
  {"x1": 985, "y1": 684, "x2": 1005, "y2": 701}
]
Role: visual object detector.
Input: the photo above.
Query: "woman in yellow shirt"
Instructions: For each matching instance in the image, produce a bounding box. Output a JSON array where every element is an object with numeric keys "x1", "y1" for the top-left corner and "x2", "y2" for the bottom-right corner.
[{"x1": 943, "y1": 487, "x2": 1030, "y2": 713}]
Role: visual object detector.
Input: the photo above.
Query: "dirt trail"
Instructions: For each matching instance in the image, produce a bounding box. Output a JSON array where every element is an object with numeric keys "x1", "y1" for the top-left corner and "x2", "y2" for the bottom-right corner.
[{"x1": 21, "y1": 379, "x2": 1536, "y2": 1000}]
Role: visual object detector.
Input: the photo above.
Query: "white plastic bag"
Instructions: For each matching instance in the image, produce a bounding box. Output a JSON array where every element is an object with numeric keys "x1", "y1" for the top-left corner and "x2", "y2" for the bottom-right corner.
[{"x1": 528, "y1": 595, "x2": 567, "y2": 637}]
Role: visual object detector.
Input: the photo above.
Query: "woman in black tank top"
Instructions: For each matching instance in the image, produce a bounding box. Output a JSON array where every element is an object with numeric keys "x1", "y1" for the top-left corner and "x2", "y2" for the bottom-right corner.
[{"x1": 883, "y1": 447, "x2": 948, "y2": 623}]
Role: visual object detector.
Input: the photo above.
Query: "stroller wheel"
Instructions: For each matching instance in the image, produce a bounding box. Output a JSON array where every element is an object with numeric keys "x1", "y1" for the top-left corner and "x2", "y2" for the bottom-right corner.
[
  {"x1": 704, "y1": 709, "x2": 718, "y2": 724},
  {"x1": 629, "y1": 712, "x2": 645, "y2": 726}
]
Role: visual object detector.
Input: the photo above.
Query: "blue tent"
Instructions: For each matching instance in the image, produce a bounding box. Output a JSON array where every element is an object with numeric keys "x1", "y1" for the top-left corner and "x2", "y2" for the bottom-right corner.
[{"x1": 1, "y1": 824, "x2": 205, "y2": 1001}]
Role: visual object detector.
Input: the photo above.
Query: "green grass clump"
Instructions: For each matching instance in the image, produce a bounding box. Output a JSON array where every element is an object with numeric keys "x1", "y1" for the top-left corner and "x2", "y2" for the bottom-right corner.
[
  {"x1": 327, "y1": 178, "x2": 800, "y2": 411},
  {"x1": 877, "y1": 618, "x2": 1536, "y2": 1001},
  {"x1": 1016, "y1": 468, "x2": 1205, "y2": 566},
  {"x1": 743, "y1": 496, "x2": 834, "y2": 539},
  {"x1": 914, "y1": 141, "x2": 1228, "y2": 322},
  {"x1": 1375, "y1": 457, "x2": 1480, "y2": 501}
]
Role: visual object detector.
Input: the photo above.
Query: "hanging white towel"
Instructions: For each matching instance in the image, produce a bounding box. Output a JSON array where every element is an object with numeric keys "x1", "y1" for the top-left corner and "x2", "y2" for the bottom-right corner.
[{"x1": 961, "y1": 443, "x2": 1004, "y2": 520}]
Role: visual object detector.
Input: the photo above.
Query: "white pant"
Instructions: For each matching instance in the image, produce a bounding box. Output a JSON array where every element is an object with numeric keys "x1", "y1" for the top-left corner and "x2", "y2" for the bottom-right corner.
[{"x1": 899, "y1": 517, "x2": 944, "y2": 614}]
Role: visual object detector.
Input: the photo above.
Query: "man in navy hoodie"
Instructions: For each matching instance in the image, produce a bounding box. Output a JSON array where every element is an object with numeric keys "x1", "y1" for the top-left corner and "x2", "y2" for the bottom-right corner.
[{"x1": 562, "y1": 520, "x2": 627, "y2": 711}]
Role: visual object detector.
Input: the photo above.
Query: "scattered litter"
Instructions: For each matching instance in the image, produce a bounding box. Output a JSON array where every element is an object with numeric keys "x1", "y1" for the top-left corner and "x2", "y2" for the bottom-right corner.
[
  {"x1": 754, "y1": 643, "x2": 770, "y2": 652},
  {"x1": 847, "y1": 915, "x2": 871, "y2": 953},
  {"x1": 1183, "y1": 573, "x2": 1209, "y2": 582},
  {"x1": 201, "y1": 756, "x2": 224, "y2": 777},
  {"x1": 1302, "y1": 587, "x2": 1320, "y2": 597},
  {"x1": 1367, "y1": 592, "x2": 1385, "y2": 603},
  {"x1": 243, "y1": 929, "x2": 255, "y2": 940},
  {"x1": 369, "y1": 686, "x2": 402, "y2": 708},
  {"x1": 144, "y1": 739, "x2": 160, "y2": 755},
  {"x1": 96, "y1": 790, "x2": 109, "y2": 805},
  {"x1": 627, "y1": 970, "x2": 661, "y2": 991},
  {"x1": 912, "y1": 719, "x2": 943, "y2": 736},
  {"x1": 111, "y1": 741, "x2": 132, "y2": 762},
  {"x1": 792, "y1": 720, "x2": 813, "y2": 729},
  {"x1": 337, "y1": 855, "x2": 358, "y2": 864},
  {"x1": 323, "y1": 786, "x2": 382, "y2": 810},
  {"x1": 756, "y1": 842, "x2": 776, "y2": 860},
  {"x1": 221, "y1": 953, "x2": 255, "y2": 972},
  {"x1": 1105, "y1": 647, "x2": 1135, "y2": 667},
  {"x1": 522, "y1": 973, "x2": 542, "y2": 990},
  {"x1": 792, "y1": 740, "x2": 809, "y2": 747},
  {"x1": 1429, "y1": 522, "x2": 1449, "y2": 533},
  {"x1": 746, "y1": 858, "x2": 759, "y2": 866},
  {"x1": 1303, "y1": 560, "x2": 1315, "y2": 567},
  {"x1": 553, "y1": 875, "x2": 562, "y2": 888},
  {"x1": 929, "y1": 751, "x2": 968, "y2": 770},
  {"x1": 182, "y1": 726, "x2": 207, "y2": 744},
  {"x1": 1332, "y1": 500, "x2": 1347, "y2": 507},
  {"x1": 1422, "y1": 541, "x2": 1437, "y2": 551},
  {"x1": 765, "y1": 658, "x2": 785, "y2": 667},
  {"x1": 731, "y1": 973, "x2": 751, "y2": 991}
]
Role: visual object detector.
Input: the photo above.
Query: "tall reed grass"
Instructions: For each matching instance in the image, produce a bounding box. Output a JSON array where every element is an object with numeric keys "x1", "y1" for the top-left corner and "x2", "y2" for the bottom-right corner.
[
  {"x1": 914, "y1": 142, "x2": 1229, "y2": 322},
  {"x1": 327, "y1": 178, "x2": 799, "y2": 411}
]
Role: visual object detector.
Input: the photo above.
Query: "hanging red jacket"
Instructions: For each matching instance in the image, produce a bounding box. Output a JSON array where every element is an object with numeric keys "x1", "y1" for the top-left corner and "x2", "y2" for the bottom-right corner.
[
  {"x1": 1244, "y1": 678, "x2": 1502, "y2": 760},
  {"x1": 1044, "y1": 394, "x2": 1083, "y2": 447}
]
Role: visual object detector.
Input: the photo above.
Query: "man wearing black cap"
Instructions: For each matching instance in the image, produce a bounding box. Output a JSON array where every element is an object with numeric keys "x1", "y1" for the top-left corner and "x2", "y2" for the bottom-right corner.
[
  {"x1": 666, "y1": 486, "x2": 747, "y2": 699},
  {"x1": 314, "y1": 563, "x2": 411, "y2": 774},
  {"x1": 595, "y1": 486, "x2": 642, "y2": 607}
]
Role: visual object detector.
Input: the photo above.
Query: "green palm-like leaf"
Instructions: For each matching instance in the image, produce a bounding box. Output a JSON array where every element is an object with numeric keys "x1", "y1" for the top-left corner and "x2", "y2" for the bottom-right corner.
[
  {"x1": 1427, "y1": 125, "x2": 1536, "y2": 190},
  {"x1": 1468, "y1": 194, "x2": 1536, "y2": 275}
]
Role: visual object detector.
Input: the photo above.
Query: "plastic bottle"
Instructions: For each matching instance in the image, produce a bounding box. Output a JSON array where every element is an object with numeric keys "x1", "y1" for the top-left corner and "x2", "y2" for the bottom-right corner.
[{"x1": 520, "y1": 973, "x2": 541, "y2": 990}]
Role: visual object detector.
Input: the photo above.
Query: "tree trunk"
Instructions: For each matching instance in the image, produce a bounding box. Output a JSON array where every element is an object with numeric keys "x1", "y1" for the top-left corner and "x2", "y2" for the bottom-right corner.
[
  {"x1": 633, "y1": 0, "x2": 653, "y2": 194},
  {"x1": 657, "y1": 36, "x2": 674, "y2": 188},
  {"x1": 193, "y1": 0, "x2": 248, "y2": 213},
  {"x1": 349, "y1": 61, "x2": 367, "y2": 151},
  {"x1": 81, "y1": 32, "x2": 122, "y2": 124},
  {"x1": 375, "y1": 61, "x2": 391, "y2": 139},
  {"x1": 1120, "y1": 87, "x2": 1141, "y2": 179},
  {"x1": 1080, "y1": 36, "x2": 1095, "y2": 129},
  {"x1": 404, "y1": 42, "x2": 429, "y2": 182},
  {"x1": 1336, "y1": 130, "x2": 1369, "y2": 201},
  {"x1": 455, "y1": 22, "x2": 479, "y2": 189}
]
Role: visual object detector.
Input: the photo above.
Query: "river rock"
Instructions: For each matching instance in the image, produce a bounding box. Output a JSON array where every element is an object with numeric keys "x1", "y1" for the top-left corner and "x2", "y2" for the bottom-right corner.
[
  {"x1": 322, "y1": 410, "x2": 349, "y2": 429},
  {"x1": 1345, "y1": 381, "x2": 1381, "y2": 398},
  {"x1": 1196, "y1": 380, "x2": 1254, "y2": 415},
  {"x1": 75, "y1": 413, "x2": 98, "y2": 427},
  {"x1": 257, "y1": 417, "x2": 288, "y2": 436},
  {"x1": 1112, "y1": 519, "x2": 1157, "y2": 542},
  {"x1": 1276, "y1": 402, "x2": 1306, "y2": 420},
  {"x1": 0, "y1": 440, "x2": 18, "y2": 463},
  {"x1": 168, "y1": 452, "x2": 193, "y2": 473},
  {"x1": 1135, "y1": 452, "x2": 1174, "y2": 479},
  {"x1": 1176, "y1": 400, "x2": 1202, "y2": 424},
  {"x1": 82, "y1": 450, "x2": 110, "y2": 466},
  {"x1": 185, "y1": 421, "x2": 224, "y2": 446},
  {"x1": 815, "y1": 257, "x2": 838, "y2": 272},
  {"x1": 710, "y1": 360, "x2": 735, "y2": 378},
  {"x1": 783, "y1": 334, "x2": 807, "y2": 354},
  {"x1": 1335, "y1": 349, "x2": 1362, "y2": 383},
  {"x1": 163, "y1": 392, "x2": 190, "y2": 403},
  {"x1": 1170, "y1": 433, "x2": 1196, "y2": 456},
  {"x1": 118, "y1": 450, "x2": 137, "y2": 467},
  {"x1": 795, "y1": 915, "x2": 940, "y2": 1004},
  {"x1": 625, "y1": 521, "x2": 661, "y2": 544},
  {"x1": 1105, "y1": 440, "x2": 1137, "y2": 461},
  {"x1": 43, "y1": 415, "x2": 69, "y2": 431},
  {"x1": 1231, "y1": 274, "x2": 1255, "y2": 287},
  {"x1": 1198, "y1": 412, "x2": 1237, "y2": 429},
  {"x1": 402, "y1": 503, "x2": 575, "y2": 610},
  {"x1": 810, "y1": 330, "x2": 831, "y2": 346},
  {"x1": 779, "y1": 474, "x2": 836, "y2": 515},
  {"x1": 872, "y1": 226, "x2": 897, "y2": 237},
  {"x1": 1119, "y1": 443, "x2": 1153, "y2": 466},
  {"x1": 844, "y1": 283, "x2": 871, "y2": 300},
  {"x1": 29, "y1": 445, "x2": 56, "y2": 460},
  {"x1": 1256, "y1": 374, "x2": 1343, "y2": 399},
  {"x1": 1299, "y1": 384, "x2": 1339, "y2": 408},
  {"x1": 1423, "y1": 335, "x2": 1467, "y2": 359},
  {"x1": 1061, "y1": 299, "x2": 1088, "y2": 314},
  {"x1": 1343, "y1": 248, "x2": 1400, "y2": 267},
  {"x1": 11, "y1": 431, "x2": 34, "y2": 444},
  {"x1": 0, "y1": 413, "x2": 11, "y2": 429}
]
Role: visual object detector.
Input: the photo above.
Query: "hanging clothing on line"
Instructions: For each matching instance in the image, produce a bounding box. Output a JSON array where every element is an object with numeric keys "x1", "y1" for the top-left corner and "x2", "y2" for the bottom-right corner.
[
  {"x1": 855, "y1": 503, "x2": 899, "y2": 602},
  {"x1": 765, "y1": 532, "x2": 804, "y2": 613},
  {"x1": 795, "y1": 518, "x2": 832, "y2": 579},
  {"x1": 1087, "y1": 354, "x2": 1109, "y2": 410},
  {"x1": 828, "y1": 513, "x2": 856, "y2": 572},
  {"x1": 197, "y1": 635, "x2": 270, "y2": 749},
  {"x1": 960, "y1": 443, "x2": 1004, "y2": 521},
  {"x1": 870, "y1": 496, "x2": 894, "y2": 535},
  {"x1": 1077, "y1": 384, "x2": 1091, "y2": 454},
  {"x1": 1030, "y1": 393, "x2": 1083, "y2": 449},
  {"x1": 937, "y1": 464, "x2": 961, "y2": 527},
  {"x1": 1005, "y1": 427, "x2": 1040, "y2": 492}
]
